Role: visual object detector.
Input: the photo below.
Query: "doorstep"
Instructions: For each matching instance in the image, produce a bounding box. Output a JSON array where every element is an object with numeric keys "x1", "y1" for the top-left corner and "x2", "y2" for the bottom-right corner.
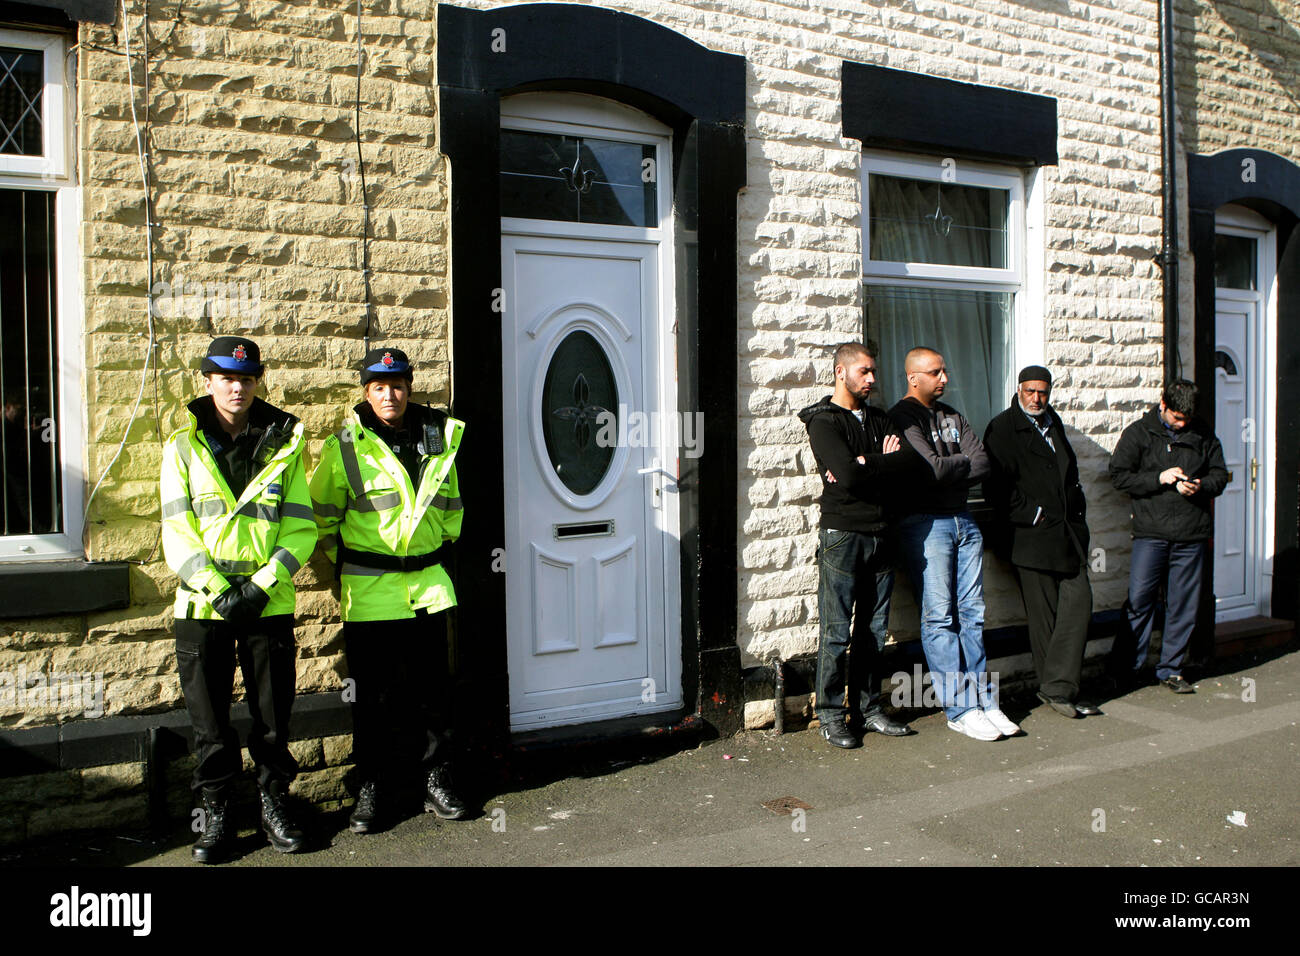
[{"x1": 1214, "y1": 615, "x2": 1295, "y2": 658}]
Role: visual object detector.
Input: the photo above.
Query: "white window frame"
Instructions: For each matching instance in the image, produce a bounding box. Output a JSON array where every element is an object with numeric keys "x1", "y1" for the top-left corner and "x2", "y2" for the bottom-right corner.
[
  {"x1": 0, "y1": 29, "x2": 71, "y2": 179},
  {"x1": 861, "y1": 149, "x2": 1042, "y2": 407},
  {"x1": 0, "y1": 29, "x2": 82, "y2": 560}
]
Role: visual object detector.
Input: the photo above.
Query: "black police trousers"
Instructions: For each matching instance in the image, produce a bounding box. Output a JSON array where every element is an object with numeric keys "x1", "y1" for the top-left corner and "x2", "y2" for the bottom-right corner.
[
  {"x1": 343, "y1": 608, "x2": 453, "y2": 785},
  {"x1": 175, "y1": 614, "x2": 299, "y2": 795}
]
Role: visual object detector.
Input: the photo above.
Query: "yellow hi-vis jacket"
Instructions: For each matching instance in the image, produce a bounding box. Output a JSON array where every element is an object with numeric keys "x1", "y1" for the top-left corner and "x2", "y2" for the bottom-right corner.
[
  {"x1": 160, "y1": 397, "x2": 318, "y2": 620},
  {"x1": 309, "y1": 404, "x2": 464, "y2": 622}
]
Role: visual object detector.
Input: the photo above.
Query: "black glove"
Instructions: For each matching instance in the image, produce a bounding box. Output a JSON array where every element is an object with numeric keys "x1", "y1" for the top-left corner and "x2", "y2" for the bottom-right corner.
[
  {"x1": 237, "y1": 579, "x2": 270, "y2": 620},
  {"x1": 210, "y1": 577, "x2": 269, "y2": 624},
  {"x1": 210, "y1": 585, "x2": 247, "y2": 623}
]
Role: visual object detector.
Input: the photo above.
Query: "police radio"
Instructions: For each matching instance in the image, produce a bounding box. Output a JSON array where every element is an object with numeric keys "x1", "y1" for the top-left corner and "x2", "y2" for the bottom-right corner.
[{"x1": 253, "y1": 420, "x2": 292, "y2": 469}]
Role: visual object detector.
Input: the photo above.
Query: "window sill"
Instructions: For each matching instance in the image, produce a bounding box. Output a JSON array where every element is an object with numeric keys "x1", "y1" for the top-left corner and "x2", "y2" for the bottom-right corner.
[{"x1": 0, "y1": 560, "x2": 130, "y2": 620}]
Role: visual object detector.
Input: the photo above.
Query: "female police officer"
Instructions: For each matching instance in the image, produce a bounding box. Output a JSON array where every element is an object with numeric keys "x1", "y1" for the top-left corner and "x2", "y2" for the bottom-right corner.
[{"x1": 310, "y1": 348, "x2": 467, "y2": 834}]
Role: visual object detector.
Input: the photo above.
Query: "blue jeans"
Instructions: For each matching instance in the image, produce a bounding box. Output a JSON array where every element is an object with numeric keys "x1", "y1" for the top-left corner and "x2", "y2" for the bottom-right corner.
[
  {"x1": 898, "y1": 512, "x2": 992, "y2": 720},
  {"x1": 1116, "y1": 538, "x2": 1206, "y2": 680},
  {"x1": 815, "y1": 529, "x2": 894, "y2": 723}
]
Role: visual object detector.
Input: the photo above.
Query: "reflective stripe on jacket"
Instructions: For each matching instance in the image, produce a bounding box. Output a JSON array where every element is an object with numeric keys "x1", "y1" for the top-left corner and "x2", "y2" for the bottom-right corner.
[
  {"x1": 309, "y1": 405, "x2": 464, "y2": 622},
  {"x1": 160, "y1": 398, "x2": 317, "y2": 620}
]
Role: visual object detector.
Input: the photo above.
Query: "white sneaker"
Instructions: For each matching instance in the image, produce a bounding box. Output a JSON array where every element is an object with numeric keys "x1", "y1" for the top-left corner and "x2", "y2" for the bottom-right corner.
[
  {"x1": 983, "y1": 707, "x2": 1021, "y2": 737},
  {"x1": 947, "y1": 708, "x2": 1001, "y2": 741}
]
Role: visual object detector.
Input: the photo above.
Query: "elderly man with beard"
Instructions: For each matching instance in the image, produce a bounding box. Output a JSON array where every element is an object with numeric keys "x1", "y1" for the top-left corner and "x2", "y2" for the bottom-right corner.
[{"x1": 983, "y1": 366, "x2": 1102, "y2": 719}]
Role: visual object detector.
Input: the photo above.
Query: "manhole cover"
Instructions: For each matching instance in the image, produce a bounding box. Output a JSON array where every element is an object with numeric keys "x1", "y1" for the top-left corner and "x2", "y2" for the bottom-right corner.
[{"x1": 761, "y1": 796, "x2": 813, "y2": 815}]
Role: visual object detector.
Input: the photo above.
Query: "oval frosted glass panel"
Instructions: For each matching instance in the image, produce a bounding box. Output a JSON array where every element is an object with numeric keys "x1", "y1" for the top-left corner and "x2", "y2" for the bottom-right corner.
[
  {"x1": 542, "y1": 330, "x2": 618, "y2": 495},
  {"x1": 501, "y1": 129, "x2": 656, "y2": 226}
]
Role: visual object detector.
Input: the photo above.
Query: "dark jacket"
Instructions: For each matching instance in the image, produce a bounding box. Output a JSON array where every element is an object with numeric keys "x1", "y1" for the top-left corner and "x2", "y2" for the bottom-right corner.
[
  {"x1": 797, "y1": 396, "x2": 909, "y2": 533},
  {"x1": 1108, "y1": 406, "x2": 1229, "y2": 542},
  {"x1": 983, "y1": 397, "x2": 1089, "y2": 573},
  {"x1": 887, "y1": 396, "x2": 990, "y2": 515}
]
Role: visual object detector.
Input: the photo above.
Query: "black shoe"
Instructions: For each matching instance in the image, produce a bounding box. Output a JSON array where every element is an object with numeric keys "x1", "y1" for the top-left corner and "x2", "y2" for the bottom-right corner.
[
  {"x1": 861, "y1": 713, "x2": 913, "y2": 736},
  {"x1": 1036, "y1": 690, "x2": 1080, "y2": 718},
  {"x1": 424, "y1": 766, "x2": 469, "y2": 820},
  {"x1": 260, "y1": 786, "x2": 306, "y2": 853},
  {"x1": 191, "y1": 789, "x2": 233, "y2": 864},
  {"x1": 349, "y1": 781, "x2": 380, "y2": 835},
  {"x1": 818, "y1": 716, "x2": 860, "y2": 749},
  {"x1": 1074, "y1": 700, "x2": 1103, "y2": 716},
  {"x1": 1162, "y1": 675, "x2": 1195, "y2": 694}
]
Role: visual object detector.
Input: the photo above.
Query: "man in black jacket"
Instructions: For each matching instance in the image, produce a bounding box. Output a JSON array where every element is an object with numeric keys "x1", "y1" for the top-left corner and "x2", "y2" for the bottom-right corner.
[
  {"x1": 888, "y1": 347, "x2": 1020, "y2": 741},
  {"x1": 984, "y1": 366, "x2": 1100, "y2": 719},
  {"x1": 1108, "y1": 380, "x2": 1229, "y2": 693},
  {"x1": 798, "y1": 343, "x2": 913, "y2": 748}
]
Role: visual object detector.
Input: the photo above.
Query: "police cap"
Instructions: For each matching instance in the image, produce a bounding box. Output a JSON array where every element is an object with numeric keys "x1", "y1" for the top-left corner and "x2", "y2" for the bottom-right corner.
[
  {"x1": 360, "y1": 347, "x2": 415, "y2": 386},
  {"x1": 201, "y1": 336, "x2": 264, "y2": 377}
]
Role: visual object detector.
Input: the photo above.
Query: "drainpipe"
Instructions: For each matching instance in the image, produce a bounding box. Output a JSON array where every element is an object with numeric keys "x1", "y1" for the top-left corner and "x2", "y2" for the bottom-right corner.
[
  {"x1": 773, "y1": 659, "x2": 785, "y2": 735},
  {"x1": 1159, "y1": 0, "x2": 1180, "y2": 384}
]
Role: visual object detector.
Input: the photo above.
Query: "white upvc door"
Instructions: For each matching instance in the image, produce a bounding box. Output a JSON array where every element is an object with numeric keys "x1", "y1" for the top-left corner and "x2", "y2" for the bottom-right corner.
[
  {"x1": 1213, "y1": 206, "x2": 1276, "y2": 622},
  {"x1": 499, "y1": 95, "x2": 680, "y2": 730}
]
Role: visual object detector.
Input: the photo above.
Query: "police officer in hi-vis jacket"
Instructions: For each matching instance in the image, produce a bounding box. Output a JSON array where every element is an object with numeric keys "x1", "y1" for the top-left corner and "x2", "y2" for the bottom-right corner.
[
  {"x1": 160, "y1": 336, "x2": 318, "y2": 863},
  {"x1": 310, "y1": 347, "x2": 467, "y2": 834}
]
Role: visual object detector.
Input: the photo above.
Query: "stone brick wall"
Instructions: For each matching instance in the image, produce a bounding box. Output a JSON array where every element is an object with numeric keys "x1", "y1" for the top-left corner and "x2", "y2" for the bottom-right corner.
[
  {"x1": 4, "y1": 0, "x2": 1298, "y2": 842},
  {"x1": 2, "y1": 0, "x2": 448, "y2": 733}
]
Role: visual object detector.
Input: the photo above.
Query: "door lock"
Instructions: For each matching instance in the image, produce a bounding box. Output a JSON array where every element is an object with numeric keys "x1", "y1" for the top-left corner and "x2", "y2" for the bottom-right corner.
[
  {"x1": 1250, "y1": 457, "x2": 1258, "y2": 490},
  {"x1": 638, "y1": 460, "x2": 677, "y2": 508}
]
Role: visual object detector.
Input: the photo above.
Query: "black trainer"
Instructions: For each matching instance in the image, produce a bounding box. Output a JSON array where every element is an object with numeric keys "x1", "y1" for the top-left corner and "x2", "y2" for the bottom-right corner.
[
  {"x1": 191, "y1": 789, "x2": 233, "y2": 864},
  {"x1": 1162, "y1": 675, "x2": 1195, "y2": 694},
  {"x1": 260, "y1": 785, "x2": 306, "y2": 853},
  {"x1": 349, "y1": 781, "x2": 380, "y2": 835},
  {"x1": 424, "y1": 765, "x2": 469, "y2": 819},
  {"x1": 819, "y1": 715, "x2": 860, "y2": 749}
]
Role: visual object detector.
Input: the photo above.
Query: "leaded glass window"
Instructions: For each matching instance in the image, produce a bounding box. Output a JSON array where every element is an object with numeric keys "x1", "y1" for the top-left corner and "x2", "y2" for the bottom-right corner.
[
  {"x1": 501, "y1": 130, "x2": 656, "y2": 227},
  {"x1": 542, "y1": 330, "x2": 618, "y2": 495},
  {"x1": 0, "y1": 47, "x2": 43, "y2": 156}
]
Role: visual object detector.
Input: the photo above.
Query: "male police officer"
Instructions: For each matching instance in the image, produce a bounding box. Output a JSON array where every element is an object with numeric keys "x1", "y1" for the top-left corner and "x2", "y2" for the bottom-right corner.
[
  {"x1": 160, "y1": 336, "x2": 317, "y2": 863},
  {"x1": 310, "y1": 348, "x2": 467, "y2": 834}
]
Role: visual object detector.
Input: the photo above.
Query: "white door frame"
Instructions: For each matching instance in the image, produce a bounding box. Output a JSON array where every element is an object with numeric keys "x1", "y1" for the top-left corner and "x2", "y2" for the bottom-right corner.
[
  {"x1": 1214, "y1": 204, "x2": 1277, "y2": 620},
  {"x1": 499, "y1": 93, "x2": 682, "y2": 729}
]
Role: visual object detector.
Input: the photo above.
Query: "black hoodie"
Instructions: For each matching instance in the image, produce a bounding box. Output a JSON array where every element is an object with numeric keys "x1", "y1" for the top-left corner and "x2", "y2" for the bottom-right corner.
[{"x1": 797, "y1": 396, "x2": 910, "y2": 532}]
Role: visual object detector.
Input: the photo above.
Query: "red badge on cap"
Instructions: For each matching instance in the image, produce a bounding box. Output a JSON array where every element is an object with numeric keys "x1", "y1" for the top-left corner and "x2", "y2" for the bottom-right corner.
[
  {"x1": 382, "y1": 352, "x2": 395, "y2": 368},
  {"x1": 233, "y1": 344, "x2": 247, "y2": 362}
]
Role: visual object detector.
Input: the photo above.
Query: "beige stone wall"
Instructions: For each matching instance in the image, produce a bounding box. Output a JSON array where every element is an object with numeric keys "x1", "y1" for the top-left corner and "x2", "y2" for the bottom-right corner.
[
  {"x1": 451, "y1": 0, "x2": 1171, "y2": 665},
  {"x1": 3, "y1": 1, "x2": 448, "y2": 734},
  {"x1": 0, "y1": 733, "x2": 353, "y2": 846},
  {"x1": 5, "y1": 0, "x2": 1298, "y2": 771}
]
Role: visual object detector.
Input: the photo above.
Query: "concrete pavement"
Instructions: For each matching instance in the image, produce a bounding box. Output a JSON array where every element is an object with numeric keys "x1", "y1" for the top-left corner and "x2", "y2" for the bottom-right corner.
[{"x1": 5, "y1": 646, "x2": 1296, "y2": 868}]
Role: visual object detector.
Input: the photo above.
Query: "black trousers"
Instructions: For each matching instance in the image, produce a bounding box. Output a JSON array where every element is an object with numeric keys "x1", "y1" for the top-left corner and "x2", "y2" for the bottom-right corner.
[
  {"x1": 1014, "y1": 565, "x2": 1093, "y2": 701},
  {"x1": 175, "y1": 614, "x2": 299, "y2": 795},
  {"x1": 343, "y1": 609, "x2": 453, "y2": 785}
]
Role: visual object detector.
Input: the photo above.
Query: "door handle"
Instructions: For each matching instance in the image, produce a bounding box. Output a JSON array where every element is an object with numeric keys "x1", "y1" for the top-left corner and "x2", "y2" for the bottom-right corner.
[
  {"x1": 637, "y1": 460, "x2": 678, "y2": 507},
  {"x1": 1250, "y1": 458, "x2": 1258, "y2": 490}
]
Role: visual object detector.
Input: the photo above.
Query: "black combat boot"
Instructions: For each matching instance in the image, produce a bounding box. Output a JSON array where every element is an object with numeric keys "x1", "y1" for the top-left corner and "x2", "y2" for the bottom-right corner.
[
  {"x1": 192, "y1": 788, "x2": 233, "y2": 864},
  {"x1": 349, "y1": 780, "x2": 381, "y2": 835},
  {"x1": 423, "y1": 765, "x2": 468, "y2": 820},
  {"x1": 259, "y1": 782, "x2": 305, "y2": 853}
]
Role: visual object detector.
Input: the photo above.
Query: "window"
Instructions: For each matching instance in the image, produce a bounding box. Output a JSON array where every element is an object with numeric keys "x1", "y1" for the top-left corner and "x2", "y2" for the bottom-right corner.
[
  {"x1": 1, "y1": 29, "x2": 80, "y2": 559},
  {"x1": 861, "y1": 151, "x2": 1027, "y2": 438}
]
